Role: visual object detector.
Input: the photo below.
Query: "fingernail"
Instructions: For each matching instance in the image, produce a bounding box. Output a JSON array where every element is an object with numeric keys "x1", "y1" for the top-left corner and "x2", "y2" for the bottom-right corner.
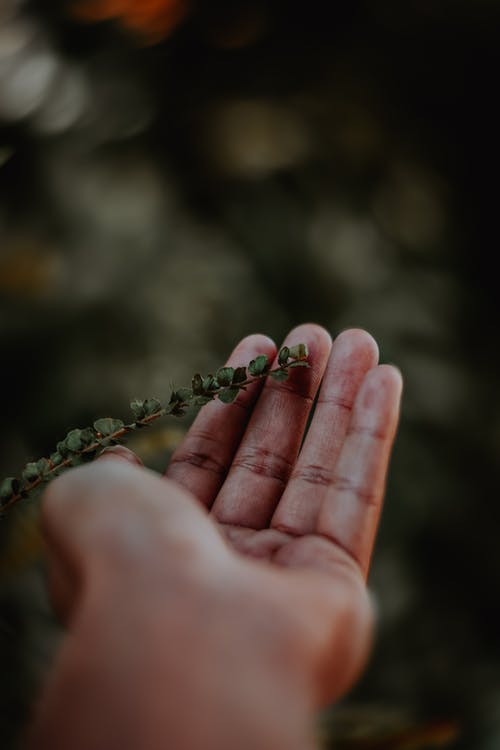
[{"x1": 98, "y1": 446, "x2": 143, "y2": 467}]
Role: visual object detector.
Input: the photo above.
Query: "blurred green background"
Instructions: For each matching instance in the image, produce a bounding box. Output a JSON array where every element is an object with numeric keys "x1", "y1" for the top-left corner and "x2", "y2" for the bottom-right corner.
[{"x1": 1, "y1": 1, "x2": 499, "y2": 748}]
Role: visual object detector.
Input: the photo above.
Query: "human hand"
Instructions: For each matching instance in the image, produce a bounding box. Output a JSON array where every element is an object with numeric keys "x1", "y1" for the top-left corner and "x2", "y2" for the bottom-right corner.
[
  {"x1": 165, "y1": 324, "x2": 402, "y2": 699},
  {"x1": 169, "y1": 325, "x2": 400, "y2": 572},
  {"x1": 28, "y1": 325, "x2": 402, "y2": 750}
]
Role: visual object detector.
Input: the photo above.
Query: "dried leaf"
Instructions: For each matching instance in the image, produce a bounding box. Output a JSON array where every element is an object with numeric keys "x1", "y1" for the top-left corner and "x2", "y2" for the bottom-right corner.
[{"x1": 289, "y1": 343, "x2": 308, "y2": 360}]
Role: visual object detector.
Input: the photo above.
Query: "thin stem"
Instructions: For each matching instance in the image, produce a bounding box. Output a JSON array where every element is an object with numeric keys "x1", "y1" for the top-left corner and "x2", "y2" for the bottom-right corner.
[{"x1": 0, "y1": 353, "x2": 308, "y2": 514}]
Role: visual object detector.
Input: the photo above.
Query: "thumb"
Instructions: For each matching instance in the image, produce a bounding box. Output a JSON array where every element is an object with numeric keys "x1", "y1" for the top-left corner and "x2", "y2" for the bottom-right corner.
[{"x1": 41, "y1": 459, "x2": 222, "y2": 623}]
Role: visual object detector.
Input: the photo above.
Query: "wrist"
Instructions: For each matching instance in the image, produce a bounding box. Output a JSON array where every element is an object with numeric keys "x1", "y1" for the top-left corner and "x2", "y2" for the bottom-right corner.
[{"x1": 28, "y1": 562, "x2": 317, "y2": 750}]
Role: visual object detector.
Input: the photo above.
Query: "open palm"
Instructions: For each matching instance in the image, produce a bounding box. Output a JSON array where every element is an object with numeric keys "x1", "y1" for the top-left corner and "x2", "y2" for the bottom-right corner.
[
  {"x1": 163, "y1": 325, "x2": 402, "y2": 704},
  {"x1": 166, "y1": 325, "x2": 402, "y2": 579}
]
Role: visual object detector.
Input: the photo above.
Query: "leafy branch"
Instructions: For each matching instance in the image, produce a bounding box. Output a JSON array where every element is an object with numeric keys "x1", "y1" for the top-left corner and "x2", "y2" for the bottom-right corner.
[{"x1": 0, "y1": 344, "x2": 309, "y2": 514}]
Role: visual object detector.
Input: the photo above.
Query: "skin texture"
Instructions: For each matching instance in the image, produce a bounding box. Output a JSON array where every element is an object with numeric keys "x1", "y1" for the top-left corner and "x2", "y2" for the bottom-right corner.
[{"x1": 26, "y1": 325, "x2": 403, "y2": 750}]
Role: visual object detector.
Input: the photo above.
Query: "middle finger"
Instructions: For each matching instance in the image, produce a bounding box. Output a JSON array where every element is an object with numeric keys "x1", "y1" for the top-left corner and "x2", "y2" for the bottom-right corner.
[{"x1": 271, "y1": 329, "x2": 379, "y2": 535}]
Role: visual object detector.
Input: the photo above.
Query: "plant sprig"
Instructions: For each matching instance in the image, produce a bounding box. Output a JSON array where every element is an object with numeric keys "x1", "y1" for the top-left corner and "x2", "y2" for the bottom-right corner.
[{"x1": 0, "y1": 344, "x2": 309, "y2": 514}]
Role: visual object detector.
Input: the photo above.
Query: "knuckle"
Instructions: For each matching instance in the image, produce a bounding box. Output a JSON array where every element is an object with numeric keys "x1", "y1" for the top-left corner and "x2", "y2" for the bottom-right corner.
[
  {"x1": 291, "y1": 463, "x2": 334, "y2": 488},
  {"x1": 170, "y1": 448, "x2": 227, "y2": 477},
  {"x1": 233, "y1": 445, "x2": 293, "y2": 486},
  {"x1": 350, "y1": 424, "x2": 387, "y2": 441},
  {"x1": 331, "y1": 475, "x2": 379, "y2": 507},
  {"x1": 317, "y1": 394, "x2": 353, "y2": 411},
  {"x1": 267, "y1": 379, "x2": 315, "y2": 403}
]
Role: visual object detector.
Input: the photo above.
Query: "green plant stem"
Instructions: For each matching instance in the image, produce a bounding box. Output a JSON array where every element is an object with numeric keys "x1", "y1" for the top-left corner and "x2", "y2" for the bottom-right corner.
[{"x1": 0, "y1": 352, "x2": 308, "y2": 514}]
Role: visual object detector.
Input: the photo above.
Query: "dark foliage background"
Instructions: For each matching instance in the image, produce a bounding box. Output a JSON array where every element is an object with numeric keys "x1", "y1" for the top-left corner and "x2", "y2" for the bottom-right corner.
[{"x1": 1, "y1": 1, "x2": 499, "y2": 747}]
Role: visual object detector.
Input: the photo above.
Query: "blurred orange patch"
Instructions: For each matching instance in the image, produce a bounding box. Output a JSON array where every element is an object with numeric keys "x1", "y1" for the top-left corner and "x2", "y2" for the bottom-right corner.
[{"x1": 72, "y1": 0, "x2": 189, "y2": 44}]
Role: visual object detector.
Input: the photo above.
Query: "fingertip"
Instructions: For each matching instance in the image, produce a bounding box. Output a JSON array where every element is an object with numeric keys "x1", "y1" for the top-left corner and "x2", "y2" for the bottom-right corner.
[
  {"x1": 357, "y1": 364, "x2": 403, "y2": 424},
  {"x1": 228, "y1": 333, "x2": 277, "y2": 365},
  {"x1": 384, "y1": 362, "x2": 404, "y2": 382},
  {"x1": 280, "y1": 324, "x2": 333, "y2": 380},
  {"x1": 372, "y1": 363, "x2": 404, "y2": 396},
  {"x1": 97, "y1": 445, "x2": 144, "y2": 467},
  {"x1": 285, "y1": 323, "x2": 332, "y2": 350},
  {"x1": 335, "y1": 328, "x2": 379, "y2": 363},
  {"x1": 243, "y1": 333, "x2": 277, "y2": 350}
]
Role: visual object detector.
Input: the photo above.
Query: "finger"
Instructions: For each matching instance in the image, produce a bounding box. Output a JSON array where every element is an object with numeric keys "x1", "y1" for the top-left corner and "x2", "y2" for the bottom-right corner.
[
  {"x1": 165, "y1": 334, "x2": 277, "y2": 507},
  {"x1": 97, "y1": 445, "x2": 144, "y2": 467},
  {"x1": 211, "y1": 324, "x2": 332, "y2": 529},
  {"x1": 316, "y1": 365, "x2": 403, "y2": 578},
  {"x1": 271, "y1": 329, "x2": 379, "y2": 535}
]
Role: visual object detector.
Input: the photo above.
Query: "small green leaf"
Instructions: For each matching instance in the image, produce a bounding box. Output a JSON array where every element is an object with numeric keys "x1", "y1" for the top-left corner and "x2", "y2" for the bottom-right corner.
[
  {"x1": 22, "y1": 462, "x2": 41, "y2": 484},
  {"x1": 66, "y1": 429, "x2": 85, "y2": 452},
  {"x1": 0, "y1": 341, "x2": 312, "y2": 516},
  {"x1": 69, "y1": 454, "x2": 87, "y2": 467},
  {"x1": 192, "y1": 373, "x2": 203, "y2": 395},
  {"x1": 57, "y1": 440, "x2": 71, "y2": 458},
  {"x1": 218, "y1": 387, "x2": 239, "y2": 404},
  {"x1": 202, "y1": 375, "x2": 218, "y2": 392},
  {"x1": 130, "y1": 399, "x2": 146, "y2": 419},
  {"x1": 94, "y1": 418, "x2": 124, "y2": 437},
  {"x1": 170, "y1": 404, "x2": 187, "y2": 417},
  {"x1": 96, "y1": 437, "x2": 113, "y2": 449},
  {"x1": 216, "y1": 367, "x2": 234, "y2": 387},
  {"x1": 0, "y1": 477, "x2": 19, "y2": 502},
  {"x1": 270, "y1": 370, "x2": 289, "y2": 382},
  {"x1": 232, "y1": 366, "x2": 247, "y2": 384},
  {"x1": 288, "y1": 343, "x2": 308, "y2": 360},
  {"x1": 81, "y1": 428, "x2": 97, "y2": 445},
  {"x1": 143, "y1": 398, "x2": 162, "y2": 417},
  {"x1": 172, "y1": 388, "x2": 192, "y2": 404},
  {"x1": 248, "y1": 355, "x2": 269, "y2": 376},
  {"x1": 36, "y1": 458, "x2": 51, "y2": 477},
  {"x1": 194, "y1": 395, "x2": 214, "y2": 407},
  {"x1": 278, "y1": 346, "x2": 290, "y2": 366}
]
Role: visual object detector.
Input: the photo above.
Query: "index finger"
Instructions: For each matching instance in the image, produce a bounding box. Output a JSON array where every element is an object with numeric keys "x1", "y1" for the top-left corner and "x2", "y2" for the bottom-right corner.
[
  {"x1": 165, "y1": 334, "x2": 277, "y2": 507},
  {"x1": 271, "y1": 329, "x2": 379, "y2": 536}
]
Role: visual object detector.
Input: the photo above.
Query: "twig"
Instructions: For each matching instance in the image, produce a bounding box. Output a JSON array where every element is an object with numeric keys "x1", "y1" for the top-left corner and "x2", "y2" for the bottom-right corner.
[{"x1": 0, "y1": 344, "x2": 309, "y2": 514}]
